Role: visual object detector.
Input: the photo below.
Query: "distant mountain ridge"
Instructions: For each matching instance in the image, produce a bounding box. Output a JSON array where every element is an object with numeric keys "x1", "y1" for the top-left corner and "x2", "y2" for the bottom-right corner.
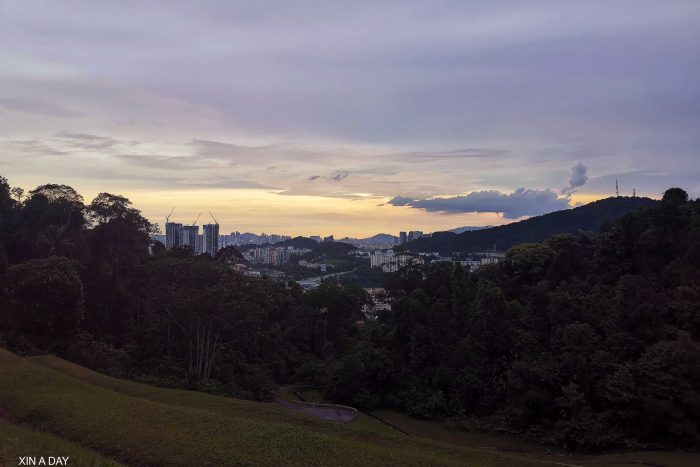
[
  {"x1": 406, "y1": 196, "x2": 658, "y2": 253},
  {"x1": 447, "y1": 225, "x2": 492, "y2": 234},
  {"x1": 272, "y1": 236, "x2": 319, "y2": 249},
  {"x1": 338, "y1": 233, "x2": 396, "y2": 244}
]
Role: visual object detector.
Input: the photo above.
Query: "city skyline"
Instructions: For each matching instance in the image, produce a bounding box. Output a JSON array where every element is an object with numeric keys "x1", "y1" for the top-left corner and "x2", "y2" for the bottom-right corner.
[{"x1": 2, "y1": 1, "x2": 699, "y2": 237}]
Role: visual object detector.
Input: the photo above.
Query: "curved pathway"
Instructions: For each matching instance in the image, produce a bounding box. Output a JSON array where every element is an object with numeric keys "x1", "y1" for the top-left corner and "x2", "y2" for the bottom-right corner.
[{"x1": 275, "y1": 398, "x2": 357, "y2": 423}]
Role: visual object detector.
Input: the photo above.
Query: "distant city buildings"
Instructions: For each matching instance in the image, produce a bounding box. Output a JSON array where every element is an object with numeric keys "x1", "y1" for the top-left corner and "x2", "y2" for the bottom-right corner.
[
  {"x1": 298, "y1": 260, "x2": 332, "y2": 272},
  {"x1": 159, "y1": 214, "x2": 292, "y2": 255},
  {"x1": 159, "y1": 219, "x2": 431, "y2": 260},
  {"x1": 165, "y1": 222, "x2": 183, "y2": 249},
  {"x1": 220, "y1": 232, "x2": 291, "y2": 246},
  {"x1": 203, "y1": 223, "x2": 219, "y2": 255},
  {"x1": 181, "y1": 225, "x2": 199, "y2": 250},
  {"x1": 243, "y1": 246, "x2": 311, "y2": 265},
  {"x1": 457, "y1": 255, "x2": 502, "y2": 271},
  {"x1": 408, "y1": 230, "x2": 423, "y2": 242},
  {"x1": 369, "y1": 250, "x2": 424, "y2": 272}
]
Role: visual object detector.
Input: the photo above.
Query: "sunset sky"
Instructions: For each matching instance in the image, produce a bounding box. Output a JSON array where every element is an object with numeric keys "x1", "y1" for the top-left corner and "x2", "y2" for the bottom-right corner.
[{"x1": 1, "y1": 1, "x2": 699, "y2": 237}]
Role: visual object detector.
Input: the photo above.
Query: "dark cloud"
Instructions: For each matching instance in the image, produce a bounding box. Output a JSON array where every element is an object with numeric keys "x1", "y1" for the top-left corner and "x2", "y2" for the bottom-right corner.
[
  {"x1": 388, "y1": 188, "x2": 569, "y2": 218},
  {"x1": 308, "y1": 175, "x2": 320, "y2": 181},
  {"x1": 561, "y1": 161, "x2": 589, "y2": 195},
  {"x1": 331, "y1": 171, "x2": 349, "y2": 181}
]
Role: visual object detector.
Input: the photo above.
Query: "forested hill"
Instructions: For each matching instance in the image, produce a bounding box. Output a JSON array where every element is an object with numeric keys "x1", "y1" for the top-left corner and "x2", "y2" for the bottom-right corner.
[
  {"x1": 407, "y1": 196, "x2": 658, "y2": 253},
  {"x1": 273, "y1": 236, "x2": 319, "y2": 249}
]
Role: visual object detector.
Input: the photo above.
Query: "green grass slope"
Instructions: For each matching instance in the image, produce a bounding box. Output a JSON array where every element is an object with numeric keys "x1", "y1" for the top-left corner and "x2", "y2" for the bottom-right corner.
[
  {"x1": 0, "y1": 349, "x2": 545, "y2": 466},
  {"x1": 0, "y1": 419, "x2": 124, "y2": 467},
  {"x1": 32, "y1": 354, "x2": 395, "y2": 437}
]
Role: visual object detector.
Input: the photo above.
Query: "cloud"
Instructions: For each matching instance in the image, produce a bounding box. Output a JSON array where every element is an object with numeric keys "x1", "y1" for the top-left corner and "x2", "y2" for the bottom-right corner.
[
  {"x1": 0, "y1": 98, "x2": 83, "y2": 118},
  {"x1": 402, "y1": 148, "x2": 511, "y2": 162},
  {"x1": 55, "y1": 132, "x2": 119, "y2": 151},
  {"x1": 331, "y1": 170, "x2": 349, "y2": 181},
  {"x1": 113, "y1": 154, "x2": 209, "y2": 170},
  {"x1": 174, "y1": 178, "x2": 271, "y2": 189},
  {"x1": 308, "y1": 175, "x2": 320, "y2": 181},
  {"x1": 4, "y1": 139, "x2": 69, "y2": 156},
  {"x1": 388, "y1": 188, "x2": 570, "y2": 218},
  {"x1": 561, "y1": 161, "x2": 589, "y2": 195}
]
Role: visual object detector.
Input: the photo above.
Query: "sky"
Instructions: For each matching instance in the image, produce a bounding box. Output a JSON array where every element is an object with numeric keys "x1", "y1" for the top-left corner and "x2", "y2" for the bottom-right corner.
[{"x1": 1, "y1": 1, "x2": 699, "y2": 237}]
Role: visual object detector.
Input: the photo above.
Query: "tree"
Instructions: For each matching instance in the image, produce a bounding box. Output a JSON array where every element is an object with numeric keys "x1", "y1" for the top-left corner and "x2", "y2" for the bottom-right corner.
[
  {"x1": 15, "y1": 184, "x2": 86, "y2": 261},
  {"x1": 0, "y1": 175, "x2": 18, "y2": 239},
  {"x1": 503, "y1": 243, "x2": 555, "y2": 283},
  {"x1": 81, "y1": 193, "x2": 153, "y2": 341},
  {"x1": 7, "y1": 257, "x2": 84, "y2": 343},
  {"x1": 10, "y1": 187, "x2": 24, "y2": 202},
  {"x1": 662, "y1": 187, "x2": 689, "y2": 205},
  {"x1": 215, "y1": 245, "x2": 245, "y2": 265}
]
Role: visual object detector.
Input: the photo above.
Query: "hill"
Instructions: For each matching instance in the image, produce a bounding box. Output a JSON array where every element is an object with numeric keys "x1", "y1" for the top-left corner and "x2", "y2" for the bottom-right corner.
[
  {"x1": 407, "y1": 196, "x2": 657, "y2": 253},
  {"x1": 338, "y1": 233, "x2": 396, "y2": 245},
  {"x1": 273, "y1": 236, "x2": 319, "y2": 249},
  {"x1": 0, "y1": 349, "x2": 545, "y2": 467},
  {"x1": 447, "y1": 225, "x2": 491, "y2": 234}
]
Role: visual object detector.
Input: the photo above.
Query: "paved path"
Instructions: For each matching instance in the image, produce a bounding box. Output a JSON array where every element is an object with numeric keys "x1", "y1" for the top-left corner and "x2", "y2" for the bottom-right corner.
[{"x1": 275, "y1": 398, "x2": 357, "y2": 423}]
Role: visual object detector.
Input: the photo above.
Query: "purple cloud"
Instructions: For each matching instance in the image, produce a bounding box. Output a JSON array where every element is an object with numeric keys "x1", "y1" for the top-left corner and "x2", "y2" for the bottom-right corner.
[{"x1": 389, "y1": 188, "x2": 570, "y2": 218}]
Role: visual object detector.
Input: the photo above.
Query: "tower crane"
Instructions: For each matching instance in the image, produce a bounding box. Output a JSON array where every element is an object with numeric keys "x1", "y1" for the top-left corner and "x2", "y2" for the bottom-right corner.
[
  {"x1": 192, "y1": 212, "x2": 201, "y2": 226},
  {"x1": 209, "y1": 211, "x2": 219, "y2": 225},
  {"x1": 165, "y1": 207, "x2": 175, "y2": 223}
]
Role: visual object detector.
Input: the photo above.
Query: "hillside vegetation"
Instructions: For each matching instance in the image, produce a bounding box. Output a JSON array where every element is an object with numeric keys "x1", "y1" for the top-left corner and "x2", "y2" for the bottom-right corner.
[
  {"x1": 308, "y1": 189, "x2": 700, "y2": 449},
  {"x1": 407, "y1": 196, "x2": 658, "y2": 253},
  {"x1": 1, "y1": 175, "x2": 698, "y2": 459},
  {"x1": 0, "y1": 349, "x2": 545, "y2": 466},
  {"x1": 0, "y1": 419, "x2": 124, "y2": 467}
]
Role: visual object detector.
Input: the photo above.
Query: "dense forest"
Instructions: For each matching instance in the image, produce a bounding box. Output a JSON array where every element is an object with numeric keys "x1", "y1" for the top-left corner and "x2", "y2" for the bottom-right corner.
[
  {"x1": 1, "y1": 173, "x2": 698, "y2": 450},
  {"x1": 309, "y1": 188, "x2": 700, "y2": 449},
  {"x1": 0, "y1": 175, "x2": 368, "y2": 401},
  {"x1": 407, "y1": 196, "x2": 658, "y2": 253}
]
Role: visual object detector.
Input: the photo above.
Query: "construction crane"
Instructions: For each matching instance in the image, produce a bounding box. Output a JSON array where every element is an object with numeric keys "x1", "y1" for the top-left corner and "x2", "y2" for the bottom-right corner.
[
  {"x1": 209, "y1": 211, "x2": 219, "y2": 225},
  {"x1": 165, "y1": 207, "x2": 175, "y2": 223},
  {"x1": 192, "y1": 212, "x2": 201, "y2": 226}
]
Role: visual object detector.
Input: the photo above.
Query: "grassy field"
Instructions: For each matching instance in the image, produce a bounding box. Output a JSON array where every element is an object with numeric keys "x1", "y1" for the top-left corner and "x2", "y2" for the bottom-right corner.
[
  {"x1": 0, "y1": 419, "x2": 124, "y2": 467},
  {"x1": 4, "y1": 350, "x2": 696, "y2": 466},
  {"x1": 0, "y1": 349, "x2": 549, "y2": 466},
  {"x1": 371, "y1": 409, "x2": 700, "y2": 467}
]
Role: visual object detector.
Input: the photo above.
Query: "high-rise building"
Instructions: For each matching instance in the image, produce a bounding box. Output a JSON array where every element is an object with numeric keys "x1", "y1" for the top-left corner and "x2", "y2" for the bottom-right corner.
[
  {"x1": 181, "y1": 225, "x2": 199, "y2": 250},
  {"x1": 323, "y1": 235, "x2": 334, "y2": 242},
  {"x1": 399, "y1": 231, "x2": 407, "y2": 245},
  {"x1": 408, "y1": 230, "x2": 423, "y2": 242},
  {"x1": 195, "y1": 234, "x2": 204, "y2": 254},
  {"x1": 165, "y1": 222, "x2": 183, "y2": 249},
  {"x1": 203, "y1": 223, "x2": 219, "y2": 255}
]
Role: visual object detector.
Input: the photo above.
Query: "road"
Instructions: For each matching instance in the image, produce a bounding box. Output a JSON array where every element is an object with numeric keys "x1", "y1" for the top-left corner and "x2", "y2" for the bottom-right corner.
[
  {"x1": 275, "y1": 398, "x2": 357, "y2": 423},
  {"x1": 296, "y1": 267, "x2": 357, "y2": 290}
]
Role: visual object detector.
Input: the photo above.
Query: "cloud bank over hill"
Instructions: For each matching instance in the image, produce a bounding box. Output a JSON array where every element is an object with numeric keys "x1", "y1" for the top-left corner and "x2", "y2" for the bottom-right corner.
[{"x1": 389, "y1": 188, "x2": 570, "y2": 218}]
